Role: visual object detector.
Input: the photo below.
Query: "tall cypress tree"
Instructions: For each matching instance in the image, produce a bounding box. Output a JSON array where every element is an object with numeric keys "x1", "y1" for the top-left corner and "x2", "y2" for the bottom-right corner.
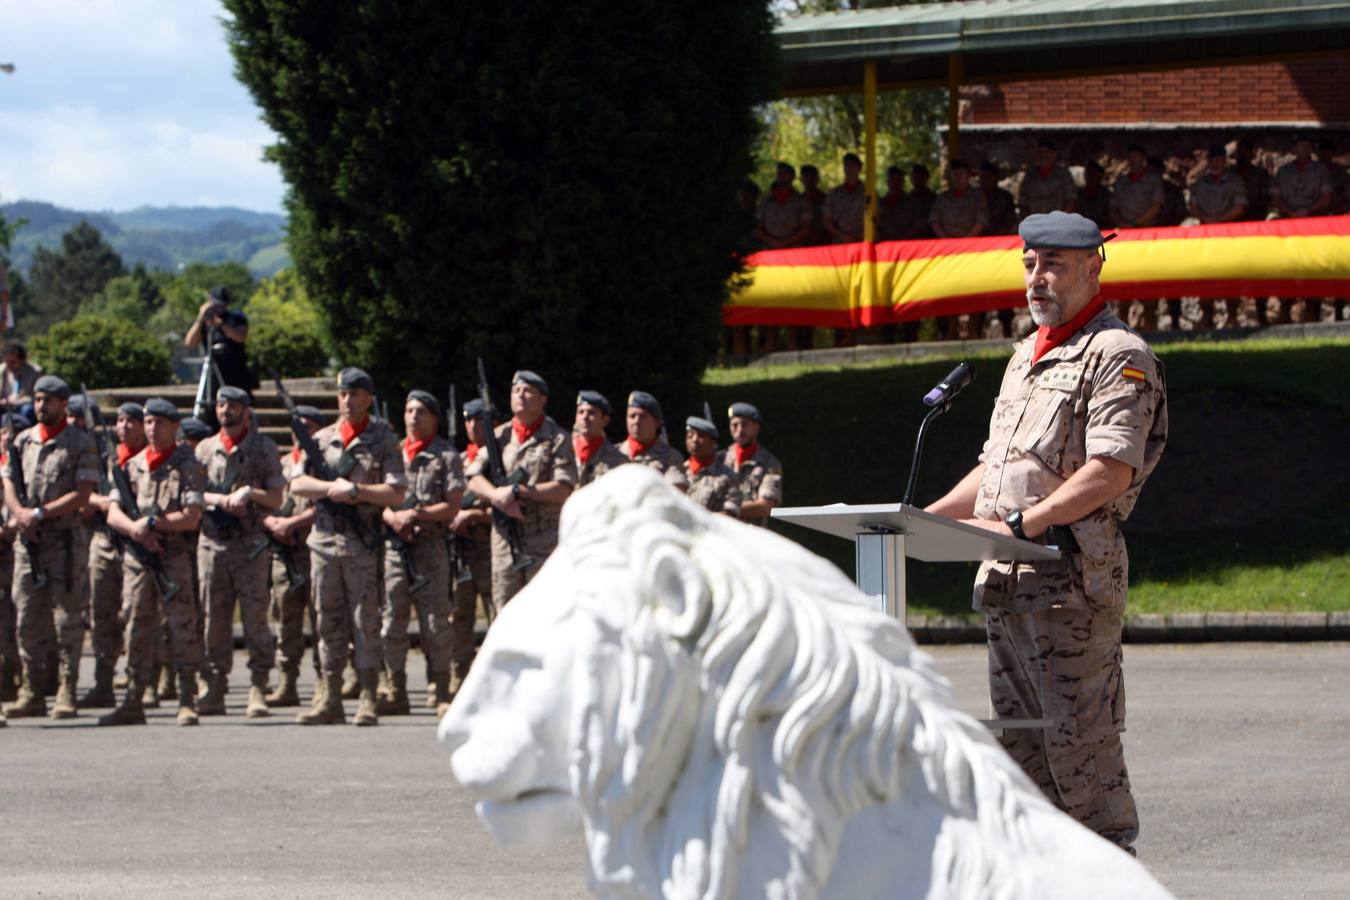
[{"x1": 224, "y1": 1, "x2": 777, "y2": 417}]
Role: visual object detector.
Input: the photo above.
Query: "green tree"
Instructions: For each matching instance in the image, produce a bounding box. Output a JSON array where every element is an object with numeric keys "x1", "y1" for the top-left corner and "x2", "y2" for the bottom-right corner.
[
  {"x1": 224, "y1": 0, "x2": 777, "y2": 416},
  {"x1": 244, "y1": 268, "x2": 331, "y2": 377},
  {"x1": 79, "y1": 264, "x2": 165, "y2": 327},
  {"x1": 30, "y1": 315, "x2": 174, "y2": 389},
  {"x1": 25, "y1": 220, "x2": 126, "y2": 335},
  {"x1": 148, "y1": 261, "x2": 256, "y2": 343}
]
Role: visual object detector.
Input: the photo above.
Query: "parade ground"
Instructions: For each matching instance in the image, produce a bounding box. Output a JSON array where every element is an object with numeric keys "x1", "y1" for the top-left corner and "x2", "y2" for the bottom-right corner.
[{"x1": 3, "y1": 642, "x2": 1347, "y2": 900}]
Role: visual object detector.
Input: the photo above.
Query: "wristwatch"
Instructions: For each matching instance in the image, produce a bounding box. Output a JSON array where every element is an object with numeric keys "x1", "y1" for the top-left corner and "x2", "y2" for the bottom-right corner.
[
  {"x1": 511, "y1": 483, "x2": 523, "y2": 501},
  {"x1": 1003, "y1": 510, "x2": 1027, "y2": 541},
  {"x1": 146, "y1": 514, "x2": 159, "y2": 531},
  {"x1": 30, "y1": 506, "x2": 44, "y2": 524},
  {"x1": 347, "y1": 483, "x2": 359, "y2": 501}
]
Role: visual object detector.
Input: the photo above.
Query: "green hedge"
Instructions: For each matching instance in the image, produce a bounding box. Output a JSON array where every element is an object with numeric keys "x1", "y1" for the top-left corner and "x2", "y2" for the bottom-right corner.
[{"x1": 30, "y1": 314, "x2": 174, "y2": 389}]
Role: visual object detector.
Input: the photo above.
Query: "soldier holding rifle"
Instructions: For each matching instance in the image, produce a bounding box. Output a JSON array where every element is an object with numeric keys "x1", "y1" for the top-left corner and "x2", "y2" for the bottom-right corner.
[{"x1": 448, "y1": 397, "x2": 494, "y2": 694}]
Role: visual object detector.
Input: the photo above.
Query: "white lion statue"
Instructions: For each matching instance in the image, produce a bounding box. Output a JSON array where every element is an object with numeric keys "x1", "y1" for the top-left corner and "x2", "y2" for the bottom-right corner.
[{"x1": 438, "y1": 466, "x2": 1174, "y2": 899}]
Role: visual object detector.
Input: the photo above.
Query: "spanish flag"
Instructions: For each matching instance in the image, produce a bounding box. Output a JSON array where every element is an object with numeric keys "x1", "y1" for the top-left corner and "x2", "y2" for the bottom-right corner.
[{"x1": 726, "y1": 216, "x2": 1350, "y2": 327}]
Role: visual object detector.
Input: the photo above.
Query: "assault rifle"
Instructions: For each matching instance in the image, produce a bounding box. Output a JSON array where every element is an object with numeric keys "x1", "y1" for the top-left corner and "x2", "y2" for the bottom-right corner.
[
  {"x1": 6, "y1": 412, "x2": 46, "y2": 588},
  {"x1": 474, "y1": 359, "x2": 533, "y2": 573},
  {"x1": 446, "y1": 384, "x2": 473, "y2": 586},
  {"x1": 203, "y1": 468, "x2": 242, "y2": 536},
  {"x1": 79, "y1": 385, "x2": 122, "y2": 548},
  {"x1": 271, "y1": 370, "x2": 376, "y2": 549},
  {"x1": 385, "y1": 492, "x2": 429, "y2": 594},
  {"x1": 248, "y1": 495, "x2": 307, "y2": 595},
  {"x1": 107, "y1": 449, "x2": 180, "y2": 603}
]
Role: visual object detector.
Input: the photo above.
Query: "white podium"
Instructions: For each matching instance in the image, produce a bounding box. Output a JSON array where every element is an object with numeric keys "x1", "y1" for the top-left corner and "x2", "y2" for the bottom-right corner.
[{"x1": 770, "y1": 503, "x2": 1062, "y2": 619}]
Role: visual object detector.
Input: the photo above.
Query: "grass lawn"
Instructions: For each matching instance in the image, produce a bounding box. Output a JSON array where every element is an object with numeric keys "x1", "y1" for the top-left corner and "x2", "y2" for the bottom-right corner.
[{"x1": 701, "y1": 335, "x2": 1350, "y2": 618}]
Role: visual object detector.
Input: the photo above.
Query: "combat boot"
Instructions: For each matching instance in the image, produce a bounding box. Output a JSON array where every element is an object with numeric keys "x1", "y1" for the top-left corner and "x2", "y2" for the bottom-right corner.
[
  {"x1": 113, "y1": 670, "x2": 129, "y2": 690},
  {"x1": 376, "y1": 667, "x2": 394, "y2": 704},
  {"x1": 78, "y1": 659, "x2": 117, "y2": 708},
  {"x1": 197, "y1": 672, "x2": 228, "y2": 716},
  {"x1": 296, "y1": 673, "x2": 344, "y2": 725},
  {"x1": 376, "y1": 669, "x2": 410, "y2": 716},
  {"x1": 353, "y1": 669, "x2": 379, "y2": 727},
  {"x1": 97, "y1": 678, "x2": 147, "y2": 726},
  {"x1": 43, "y1": 650, "x2": 58, "y2": 696},
  {"x1": 432, "y1": 671, "x2": 453, "y2": 719},
  {"x1": 3, "y1": 664, "x2": 48, "y2": 718},
  {"x1": 265, "y1": 668, "x2": 300, "y2": 707},
  {"x1": 341, "y1": 665, "x2": 360, "y2": 699},
  {"x1": 424, "y1": 658, "x2": 436, "y2": 708},
  {"x1": 176, "y1": 670, "x2": 199, "y2": 727},
  {"x1": 0, "y1": 655, "x2": 18, "y2": 702},
  {"x1": 246, "y1": 671, "x2": 270, "y2": 719},
  {"x1": 158, "y1": 663, "x2": 177, "y2": 701},
  {"x1": 50, "y1": 673, "x2": 79, "y2": 719},
  {"x1": 142, "y1": 678, "x2": 160, "y2": 710},
  {"x1": 451, "y1": 658, "x2": 473, "y2": 699}
]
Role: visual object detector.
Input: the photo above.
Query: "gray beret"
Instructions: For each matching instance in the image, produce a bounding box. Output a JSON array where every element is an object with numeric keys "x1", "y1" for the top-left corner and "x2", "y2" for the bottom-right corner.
[
  {"x1": 67, "y1": 395, "x2": 86, "y2": 415},
  {"x1": 144, "y1": 397, "x2": 182, "y2": 421},
  {"x1": 685, "y1": 415, "x2": 718, "y2": 439},
  {"x1": 4, "y1": 412, "x2": 32, "y2": 432},
  {"x1": 1019, "y1": 211, "x2": 1115, "y2": 251},
  {"x1": 727, "y1": 401, "x2": 762, "y2": 424},
  {"x1": 294, "y1": 405, "x2": 326, "y2": 425},
  {"x1": 627, "y1": 390, "x2": 663, "y2": 422},
  {"x1": 512, "y1": 370, "x2": 549, "y2": 395},
  {"x1": 462, "y1": 398, "x2": 487, "y2": 419},
  {"x1": 118, "y1": 402, "x2": 145, "y2": 422},
  {"x1": 337, "y1": 367, "x2": 375, "y2": 392},
  {"x1": 217, "y1": 385, "x2": 252, "y2": 405},
  {"x1": 33, "y1": 375, "x2": 71, "y2": 399},
  {"x1": 179, "y1": 417, "x2": 213, "y2": 440},
  {"x1": 406, "y1": 389, "x2": 440, "y2": 419},
  {"x1": 576, "y1": 390, "x2": 611, "y2": 416}
]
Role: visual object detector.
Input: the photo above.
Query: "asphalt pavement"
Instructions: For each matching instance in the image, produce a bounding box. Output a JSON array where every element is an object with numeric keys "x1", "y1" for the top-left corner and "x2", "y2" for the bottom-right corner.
[{"x1": 2, "y1": 642, "x2": 1347, "y2": 899}]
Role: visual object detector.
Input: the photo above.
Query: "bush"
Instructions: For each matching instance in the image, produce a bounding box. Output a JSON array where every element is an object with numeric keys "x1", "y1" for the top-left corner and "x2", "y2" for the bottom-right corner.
[
  {"x1": 243, "y1": 268, "x2": 331, "y2": 377},
  {"x1": 30, "y1": 315, "x2": 174, "y2": 389}
]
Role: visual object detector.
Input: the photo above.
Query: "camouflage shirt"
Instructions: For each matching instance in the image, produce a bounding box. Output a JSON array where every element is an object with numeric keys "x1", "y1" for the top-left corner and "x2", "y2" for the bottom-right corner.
[
  {"x1": 402, "y1": 435, "x2": 466, "y2": 540},
  {"x1": 1188, "y1": 170, "x2": 1246, "y2": 222},
  {"x1": 1017, "y1": 166, "x2": 1077, "y2": 217},
  {"x1": 823, "y1": 183, "x2": 866, "y2": 242},
  {"x1": 456, "y1": 447, "x2": 492, "y2": 546},
  {"x1": 757, "y1": 189, "x2": 811, "y2": 244},
  {"x1": 195, "y1": 429, "x2": 286, "y2": 545},
  {"x1": 723, "y1": 443, "x2": 783, "y2": 527},
  {"x1": 279, "y1": 453, "x2": 314, "y2": 545},
  {"x1": 683, "y1": 458, "x2": 741, "y2": 516},
  {"x1": 575, "y1": 436, "x2": 629, "y2": 488},
  {"x1": 973, "y1": 307, "x2": 1168, "y2": 614},
  {"x1": 620, "y1": 438, "x2": 688, "y2": 490},
  {"x1": 876, "y1": 192, "x2": 923, "y2": 242},
  {"x1": 929, "y1": 188, "x2": 990, "y2": 238},
  {"x1": 466, "y1": 417, "x2": 577, "y2": 540},
  {"x1": 121, "y1": 444, "x2": 205, "y2": 558},
  {"x1": 5, "y1": 424, "x2": 100, "y2": 535},
  {"x1": 1111, "y1": 171, "x2": 1165, "y2": 226},
  {"x1": 297, "y1": 417, "x2": 406, "y2": 551},
  {"x1": 984, "y1": 187, "x2": 1018, "y2": 235},
  {"x1": 1272, "y1": 160, "x2": 1332, "y2": 213}
]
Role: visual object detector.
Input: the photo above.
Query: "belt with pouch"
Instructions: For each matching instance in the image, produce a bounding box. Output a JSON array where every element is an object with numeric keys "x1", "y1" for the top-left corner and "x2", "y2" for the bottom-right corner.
[{"x1": 1039, "y1": 524, "x2": 1080, "y2": 553}]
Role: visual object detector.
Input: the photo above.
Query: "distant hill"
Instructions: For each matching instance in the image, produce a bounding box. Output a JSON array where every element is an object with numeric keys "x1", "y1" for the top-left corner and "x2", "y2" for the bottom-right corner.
[{"x1": 1, "y1": 200, "x2": 291, "y2": 278}]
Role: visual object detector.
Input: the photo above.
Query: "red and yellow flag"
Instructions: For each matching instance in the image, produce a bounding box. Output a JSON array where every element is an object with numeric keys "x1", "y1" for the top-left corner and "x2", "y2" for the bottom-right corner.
[{"x1": 726, "y1": 216, "x2": 1350, "y2": 327}]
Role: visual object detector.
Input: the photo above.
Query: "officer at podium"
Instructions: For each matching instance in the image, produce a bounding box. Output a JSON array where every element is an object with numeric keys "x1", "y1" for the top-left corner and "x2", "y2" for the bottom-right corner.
[{"x1": 926, "y1": 211, "x2": 1168, "y2": 856}]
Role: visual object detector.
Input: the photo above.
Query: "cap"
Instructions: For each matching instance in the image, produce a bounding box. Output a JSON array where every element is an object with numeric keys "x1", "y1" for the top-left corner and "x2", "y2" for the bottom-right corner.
[
  {"x1": 685, "y1": 415, "x2": 718, "y2": 439},
  {"x1": 216, "y1": 385, "x2": 252, "y2": 406},
  {"x1": 336, "y1": 367, "x2": 375, "y2": 392},
  {"x1": 293, "y1": 405, "x2": 326, "y2": 426},
  {"x1": 1019, "y1": 211, "x2": 1115, "y2": 251},
  {"x1": 117, "y1": 401, "x2": 145, "y2": 422},
  {"x1": 626, "y1": 390, "x2": 664, "y2": 422},
  {"x1": 179, "y1": 417, "x2": 213, "y2": 441},
  {"x1": 208, "y1": 285, "x2": 231, "y2": 304},
  {"x1": 576, "y1": 390, "x2": 612, "y2": 416},
  {"x1": 33, "y1": 375, "x2": 71, "y2": 400},
  {"x1": 67, "y1": 395, "x2": 86, "y2": 416},
  {"x1": 144, "y1": 397, "x2": 183, "y2": 421},
  {"x1": 512, "y1": 370, "x2": 549, "y2": 395},
  {"x1": 406, "y1": 389, "x2": 441, "y2": 419},
  {"x1": 462, "y1": 398, "x2": 487, "y2": 419},
  {"x1": 727, "y1": 401, "x2": 762, "y2": 424}
]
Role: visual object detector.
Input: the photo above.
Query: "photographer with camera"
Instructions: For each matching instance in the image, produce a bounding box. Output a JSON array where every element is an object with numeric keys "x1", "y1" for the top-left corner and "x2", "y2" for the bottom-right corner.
[{"x1": 184, "y1": 286, "x2": 257, "y2": 410}]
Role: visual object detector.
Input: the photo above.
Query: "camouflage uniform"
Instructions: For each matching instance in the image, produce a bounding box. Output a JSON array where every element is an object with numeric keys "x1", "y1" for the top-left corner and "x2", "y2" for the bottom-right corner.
[
  {"x1": 683, "y1": 459, "x2": 741, "y2": 516},
  {"x1": 929, "y1": 188, "x2": 990, "y2": 238},
  {"x1": 1017, "y1": 166, "x2": 1077, "y2": 217},
  {"x1": 723, "y1": 444, "x2": 783, "y2": 527},
  {"x1": 972, "y1": 306, "x2": 1168, "y2": 850},
  {"x1": 196, "y1": 429, "x2": 286, "y2": 683},
  {"x1": 1075, "y1": 186, "x2": 1113, "y2": 230},
  {"x1": 1188, "y1": 170, "x2": 1246, "y2": 222},
  {"x1": 822, "y1": 184, "x2": 866, "y2": 242},
  {"x1": 465, "y1": 418, "x2": 577, "y2": 613},
  {"x1": 0, "y1": 508, "x2": 15, "y2": 694},
  {"x1": 1272, "y1": 160, "x2": 1333, "y2": 215},
  {"x1": 1111, "y1": 172, "x2": 1165, "y2": 227},
  {"x1": 382, "y1": 436, "x2": 464, "y2": 677},
  {"x1": 620, "y1": 438, "x2": 688, "y2": 490},
  {"x1": 272, "y1": 455, "x2": 316, "y2": 680},
  {"x1": 86, "y1": 473, "x2": 126, "y2": 673},
  {"x1": 876, "y1": 193, "x2": 923, "y2": 242},
  {"x1": 757, "y1": 188, "x2": 811, "y2": 246},
  {"x1": 119, "y1": 446, "x2": 205, "y2": 684},
  {"x1": 301, "y1": 418, "x2": 405, "y2": 678},
  {"x1": 6, "y1": 425, "x2": 99, "y2": 683},
  {"x1": 451, "y1": 447, "x2": 493, "y2": 680},
  {"x1": 575, "y1": 437, "x2": 629, "y2": 488}
]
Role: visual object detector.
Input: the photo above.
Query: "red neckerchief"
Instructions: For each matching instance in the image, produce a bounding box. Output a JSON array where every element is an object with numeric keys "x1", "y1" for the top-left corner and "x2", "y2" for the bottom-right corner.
[
  {"x1": 953, "y1": 188, "x2": 967, "y2": 199},
  {"x1": 512, "y1": 415, "x2": 544, "y2": 445},
  {"x1": 144, "y1": 442, "x2": 174, "y2": 472},
  {"x1": 574, "y1": 434, "x2": 604, "y2": 466},
  {"x1": 291, "y1": 447, "x2": 302, "y2": 464},
  {"x1": 734, "y1": 442, "x2": 759, "y2": 468},
  {"x1": 339, "y1": 416, "x2": 369, "y2": 448},
  {"x1": 1032, "y1": 295, "x2": 1106, "y2": 364},
  {"x1": 1037, "y1": 165, "x2": 1053, "y2": 178},
  {"x1": 625, "y1": 435, "x2": 654, "y2": 459},
  {"x1": 116, "y1": 442, "x2": 138, "y2": 467},
  {"x1": 843, "y1": 182, "x2": 859, "y2": 193},
  {"x1": 37, "y1": 419, "x2": 67, "y2": 443},
  {"x1": 403, "y1": 435, "x2": 431, "y2": 463},
  {"x1": 772, "y1": 186, "x2": 792, "y2": 203},
  {"x1": 1127, "y1": 171, "x2": 1144, "y2": 183},
  {"x1": 466, "y1": 442, "x2": 480, "y2": 464},
  {"x1": 220, "y1": 424, "x2": 248, "y2": 454},
  {"x1": 688, "y1": 454, "x2": 714, "y2": 475}
]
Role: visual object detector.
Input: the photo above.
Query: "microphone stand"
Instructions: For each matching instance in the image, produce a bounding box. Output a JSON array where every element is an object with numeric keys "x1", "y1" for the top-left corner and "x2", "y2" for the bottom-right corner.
[{"x1": 901, "y1": 399, "x2": 950, "y2": 507}]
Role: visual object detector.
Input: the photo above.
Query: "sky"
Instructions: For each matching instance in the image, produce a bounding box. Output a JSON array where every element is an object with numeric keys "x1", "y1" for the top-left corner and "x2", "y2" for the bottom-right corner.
[{"x1": 0, "y1": 0, "x2": 285, "y2": 214}]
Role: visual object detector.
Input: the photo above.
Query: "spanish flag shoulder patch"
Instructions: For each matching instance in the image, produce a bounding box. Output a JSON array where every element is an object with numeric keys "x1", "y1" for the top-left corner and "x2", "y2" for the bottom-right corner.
[{"x1": 1121, "y1": 366, "x2": 1147, "y2": 383}]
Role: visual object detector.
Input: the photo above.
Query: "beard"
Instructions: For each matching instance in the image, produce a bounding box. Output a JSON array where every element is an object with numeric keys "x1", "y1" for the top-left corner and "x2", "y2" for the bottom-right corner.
[{"x1": 1026, "y1": 286, "x2": 1066, "y2": 327}]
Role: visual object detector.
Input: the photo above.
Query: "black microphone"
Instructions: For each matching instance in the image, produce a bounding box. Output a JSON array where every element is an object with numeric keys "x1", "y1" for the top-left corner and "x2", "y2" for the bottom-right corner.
[{"x1": 922, "y1": 362, "x2": 975, "y2": 407}]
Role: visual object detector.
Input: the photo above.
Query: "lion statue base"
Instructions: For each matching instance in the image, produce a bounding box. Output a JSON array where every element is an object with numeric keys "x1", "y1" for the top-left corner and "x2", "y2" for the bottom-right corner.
[{"x1": 439, "y1": 466, "x2": 1174, "y2": 899}]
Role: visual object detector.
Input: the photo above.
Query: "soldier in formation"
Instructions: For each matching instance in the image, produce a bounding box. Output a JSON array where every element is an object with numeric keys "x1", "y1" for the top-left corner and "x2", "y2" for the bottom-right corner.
[
  {"x1": 448, "y1": 398, "x2": 494, "y2": 695},
  {"x1": 681, "y1": 414, "x2": 739, "y2": 517},
  {"x1": 723, "y1": 402, "x2": 783, "y2": 527},
  {"x1": 620, "y1": 391, "x2": 688, "y2": 490},
  {"x1": 572, "y1": 390, "x2": 628, "y2": 488}
]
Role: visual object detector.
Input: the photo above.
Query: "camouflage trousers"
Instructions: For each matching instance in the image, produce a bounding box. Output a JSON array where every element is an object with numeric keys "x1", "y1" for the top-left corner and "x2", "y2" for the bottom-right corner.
[
  {"x1": 489, "y1": 526, "x2": 558, "y2": 614},
  {"x1": 0, "y1": 543, "x2": 15, "y2": 663},
  {"x1": 123, "y1": 551, "x2": 201, "y2": 683},
  {"x1": 87, "y1": 529, "x2": 125, "y2": 664},
  {"x1": 986, "y1": 604, "x2": 1139, "y2": 850},
  {"x1": 382, "y1": 536, "x2": 451, "y2": 674},
  {"x1": 200, "y1": 536, "x2": 275, "y2": 678},
  {"x1": 452, "y1": 536, "x2": 492, "y2": 671},
  {"x1": 310, "y1": 540, "x2": 382, "y2": 676},
  {"x1": 271, "y1": 544, "x2": 317, "y2": 676},
  {"x1": 13, "y1": 529, "x2": 87, "y2": 677}
]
